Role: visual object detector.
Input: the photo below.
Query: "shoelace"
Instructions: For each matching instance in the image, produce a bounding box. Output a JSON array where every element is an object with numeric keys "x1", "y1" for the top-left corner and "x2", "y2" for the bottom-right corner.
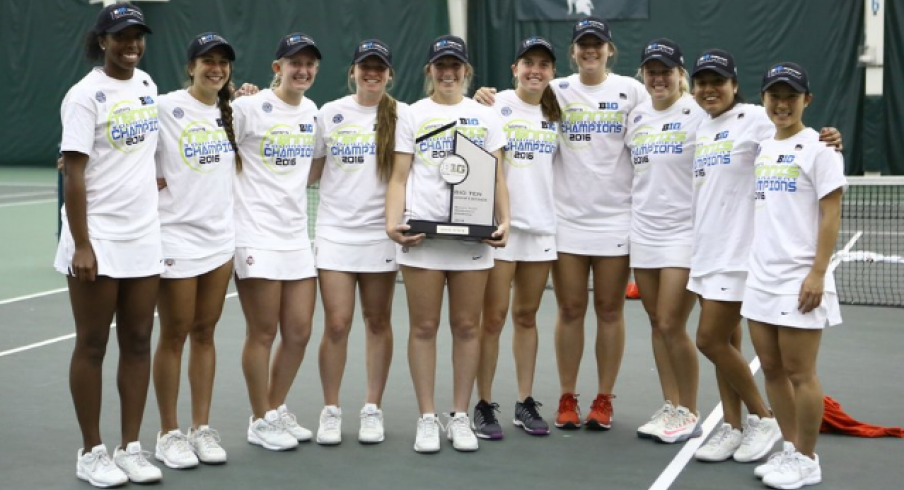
[
  {"x1": 590, "y1": 394, "x2": 614, "y2": 416},
  {"x1": 361, "y1": 411, "x2": 380, "y2": 430},
  {"x1": 88, "y1": 450, "x2": 116, "y2": 472},
  {"x1": 739, "y1": 418, "x2": 761, "y2": 447},
  {"x1": 194, "y1": 427, "x2": 221, "y2": 447},
  {"x1": 420, "y1": 417, "x2": 439, "y2": 438},
  {"x1": 558, "y1": 394, "x2": 580, "y2": 414},
  {"x1": 166, "y1": 432, "x2": 195, "y2": 456},
  {"x1": 280, "y1": 410, "x2": 302, "y2": 429},
  {"x1": 665, "y1": 409, "x2": 692, "y2": 429},
  {"x1": 521, "y1": 400, "x2": 544, "y2": 421},
  {"x1": 322, "y1": 411, "x2": 341, "y2": 431},
  {"x1": 776, "y1": 451, "x2": 807, "y2": 473},
  {"x1": 478, "y1": 402, "x2": 501, "y2": 424},
  {"x1": 706, "y1": 425, "x2": 733, "y2": 447},
  {"x1": 122, "y1": 448, "x2": 155, "y2": 468},
  {"x1": 447, "y1": 415, "x2": 472, "y2": 439}
]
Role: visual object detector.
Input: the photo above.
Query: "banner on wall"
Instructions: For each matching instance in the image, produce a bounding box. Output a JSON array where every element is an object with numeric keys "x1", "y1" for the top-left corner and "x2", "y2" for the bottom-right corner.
[{"x1": 515, "y1": 0, "x2": 649, "y2": 21}]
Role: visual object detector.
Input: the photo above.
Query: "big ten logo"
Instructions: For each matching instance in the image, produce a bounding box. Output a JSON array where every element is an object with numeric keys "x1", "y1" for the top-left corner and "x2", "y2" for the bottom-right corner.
[
  {"x1": 541, "y1": 120, "x2": 556, "y2": 131},
  {"x1": 777, "y1": 154, "x2": 795, "y2": 164},
  {"x1": 107, "y1": 100, "x2": 158, "y2": 152},
  {"x1": 661, "y1": 122, "x2": 682, "y2": 131},
  {"x1": 180, "y1": 121, "x2": 229, "y2": 172},
  {"x1": 261, "y1": 124, "x2": 315, "y2": 174},
  {"x1": 298, "y1": 123, "x2": 314, "y2": 133},
  {"x1": 714, "y1": 131, "x2": 729, "y2": 141},
  {"x1": 598, "y1": 102, "x2": 619, "y2": 110},
  {"x1": 458, "y1": 117, "x2": 479, "y2": 125},
  {"x1": 329, "y1": 125, "x2": 376, "y2": 171}
]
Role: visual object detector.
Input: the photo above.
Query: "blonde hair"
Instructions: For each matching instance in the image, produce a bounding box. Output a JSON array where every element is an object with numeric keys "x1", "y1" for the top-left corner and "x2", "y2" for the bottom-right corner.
[
  {"x1": 636, "y1": 65, "x2": 690, "y2": 95},
  {"x1": 422, "y1": 62, "x2": 474, "y2": 96}
]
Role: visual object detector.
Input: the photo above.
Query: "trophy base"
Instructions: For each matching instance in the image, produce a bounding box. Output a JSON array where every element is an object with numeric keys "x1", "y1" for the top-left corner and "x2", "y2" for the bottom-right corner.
[{"x1": 405, "y1": 220, "x2": 496, "y2": 241}]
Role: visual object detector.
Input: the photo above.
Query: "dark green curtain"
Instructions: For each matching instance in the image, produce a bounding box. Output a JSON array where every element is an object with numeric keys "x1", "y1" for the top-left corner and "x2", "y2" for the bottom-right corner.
[
  {"x1": 0, "y1": 0, "x2": 449, "y2": 166},
  {"x1": 468, "y1": 0, "x2": 865, "y2": 174},
  {"x1": 884, "y1": 0, "x2": 904, "y2": 175}
]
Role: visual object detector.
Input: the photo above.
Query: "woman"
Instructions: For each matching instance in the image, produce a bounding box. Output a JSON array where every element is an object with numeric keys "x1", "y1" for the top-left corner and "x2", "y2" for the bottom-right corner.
[
  {"x1": 626, "y1": 38, "x2": 705, "y2": 444},
  {"x1": 232, "y1": 32, "x2": 323, "y2": 452},
  {"x1": 473, "y1": 36, "x2": 560, "y2": 439},
  {"x1": 386, "y1": 35, "x2": 510, "y2": 453},
  {"x1": 310, "y1": 39, "x2": 406, "y2": 445},
  {"x1": 688, "y1": 50, "x2": 842, "y2": 462},
  {"x1": 151, "y1": 32, "x2": 238, "y2": 468},
  {"x1": 745, "y1": 62, "x2": 845, "y2": 489},
  {"x1": 56, "y1": 3, "x2": 162, "y2": 486}
]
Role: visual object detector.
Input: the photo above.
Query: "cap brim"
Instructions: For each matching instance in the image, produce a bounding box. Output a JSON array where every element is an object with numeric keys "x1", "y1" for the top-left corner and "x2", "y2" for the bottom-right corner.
[
  {"x1": 429, "y1": 51, "x2": 468, "y2": 64},
  {"x1": 106, "y1": 20, "x2": 152, "y2": 34},
  {"x1": 282, "y1": 44, "x2": 322, "y2": 60},
  {"x1": 516, "y1": 45, "x2": 556, "y2": 62},
  {"x1": 353, "y1": 52, "x2": 392, "y2": 67},
  {"x1": 641, "y1": 54, "x2": 680, "y2": 68},
  {"x1": 692, "y1": 65, "x2": 733, "y2": 78},
  {"x1": 762, "y1": 77, "x2": 808, "y2": 93},
  {"x1": 194, "y1": 43, "x2": 236, "y2": 61},
  {"x1": 572, "y1": 31, "x2": 610, "y2": 43}
]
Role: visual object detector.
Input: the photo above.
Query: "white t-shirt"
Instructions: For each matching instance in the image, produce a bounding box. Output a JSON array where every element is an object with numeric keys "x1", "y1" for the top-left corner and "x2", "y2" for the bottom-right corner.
[
  {"x1": 747, "y1": 128, "x2": 847, "y2": 294},
  {"x1": 60, "y1": 67, "x2": 160, "y2": 240},
  {"x1": 156, "y1": 89, "x2": 235, "y2": 258},
  {"x1": 690, "y1": 104, "x2": 774, "y2": 276},
  {"x1": 232, "y1": 89, "x2": 322, "y2": 250},
  {"x1": 627, "y1": 94, "x2": 706, "y2": 246},
  {"x1": 395, "y1": 97, "x2": 505, "y2": 224},
  {"x1": 551, "y1": 73, "x2": 648, "y2": 233},
  {"x1": 315, "y1": 95, "x2": 410, "y2": 243},
  {"x1": 494, "y1": 89, "x2": 558, "y2": 235}
]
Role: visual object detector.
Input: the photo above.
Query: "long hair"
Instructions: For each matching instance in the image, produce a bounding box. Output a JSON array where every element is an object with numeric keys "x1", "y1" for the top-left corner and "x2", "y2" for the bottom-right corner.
[
  {"x1": 347, "y1": 65, "x2": 398, "y2": 182},
  {"x1": 84, "y1": 29, "x2": 104, "y2": 62},
  {"x1": 188, "y1": 61, "x2": 243, "y2": 172}
]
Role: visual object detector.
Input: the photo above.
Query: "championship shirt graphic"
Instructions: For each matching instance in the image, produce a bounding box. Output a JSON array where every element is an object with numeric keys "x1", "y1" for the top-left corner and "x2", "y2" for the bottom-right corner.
[
  {"x1": 629, "y1": 123, "x2": 688, "y2": 173},
  {"x1": 693, "y1": 131, "x2": 733, "y2": 181},
  {"x1": 561, "y1": 102, "x2": 624, "y2": 149},
  {"x1": 259, "y1": 123, "x2": 316, "y2": 174},
  {"x1": 503, "y1": 119, "x2": 557, "y2": 168},
  {"x1": 179, "y1": 121, "x2": 232, "y2": 173},
  {"x1": 754, "y1": 153, "x2": 800, "y2": 205},
  {"x1": 106, "y1": 98, "x2": 159, "y2": 152},
  {"x1": 415, "y1": 118, "x2": 487, "y2": 167},
  {"x1": 328, "y1": 124, "x2": 376, "y2": 173}
]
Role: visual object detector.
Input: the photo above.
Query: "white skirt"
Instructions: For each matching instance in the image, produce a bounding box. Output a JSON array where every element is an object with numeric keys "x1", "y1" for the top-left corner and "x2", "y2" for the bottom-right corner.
[
  {"x1": 630, "y1": 242, "x2": 692, "y2": 269},
  {"x1": 556, "y1": 223, "x2": 629, "y2": 257},
  {"x1": 54, "y1": 225, "x2": 163, "y2": 279},
  {"x1": 162, "y1": 251, "x2": 233, "y2": 279},
  {"x1": 687, "y1": 271, "x2": 747, "y2": 302},
  {"x1": 234, "y1": 247, "x2": 316, "y2": 280},
  {"x1": 494, "y1": 229, "x2": 556, "y2": 262},
  {"x1": 396, "y1": 238, "x2": 493, "y2": 271},
  {"x1": 315, "y1": 236, "x2": 399, "y2": 273},
  {"x1": 741, "y1": 286, "x2": 842, "y2": 329}
]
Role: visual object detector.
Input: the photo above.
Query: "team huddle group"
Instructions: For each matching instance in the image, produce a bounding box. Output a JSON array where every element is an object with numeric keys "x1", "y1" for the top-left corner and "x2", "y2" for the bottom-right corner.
[{"x1": 57, "y1": 3, "x2": 847, "y2": 490}]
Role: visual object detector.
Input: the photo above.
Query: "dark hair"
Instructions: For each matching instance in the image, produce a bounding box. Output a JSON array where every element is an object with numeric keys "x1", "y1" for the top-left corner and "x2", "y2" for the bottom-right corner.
[
  {"x1": 539, "y1": 86, "x2": 562, "y2": 123},
  {"x1": 375, "y1": 93, "x2": 398, "y2": 182},
  {"x1": 84, "y1": 29, "x2": 104, "y2": 62}
]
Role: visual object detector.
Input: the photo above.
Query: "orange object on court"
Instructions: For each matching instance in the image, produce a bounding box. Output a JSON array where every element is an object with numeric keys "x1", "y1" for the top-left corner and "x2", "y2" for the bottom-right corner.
[
  {"x1": 625, "y1": 282, "x2": 640, "y2": 299},
  {"x1": 820, "y1": 395, "x2": 903, "y2": 438}
]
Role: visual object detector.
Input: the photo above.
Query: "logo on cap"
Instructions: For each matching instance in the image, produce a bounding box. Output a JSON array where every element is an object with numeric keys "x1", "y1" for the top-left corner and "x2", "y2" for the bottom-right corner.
[
  {"x1": 197, "y1": 34, "x2": 224, "y2": 45},
  {"x1": 770, "y1": 65, "x2": 803, "y2": 79},
  {"x1": 110, "y1": 6, "x2": 143, "y2": 21},
  {"x1": 435, "y1": 38, "x2": 464, "y2": 52},
  {"x1": 287, "y1": 34, "x2": 313, "y2": 47},
  {"x1": 360, "y1": 41, "x2": 389, "y2": 56},
  {"x1": 577, "y1": 19, "x2": 605, "y2": 31},
  {"x1": 646, "y1": 43, "x2": 675, "y2": 56}
]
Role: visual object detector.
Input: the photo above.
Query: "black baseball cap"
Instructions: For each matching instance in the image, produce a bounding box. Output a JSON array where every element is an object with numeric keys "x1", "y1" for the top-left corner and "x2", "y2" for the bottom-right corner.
[
  {"x1": 762, "y1": 62, "x2": 810, "y2": 93},
  {"x1": 571, "y1": 16, "x2": 611, "y2": 43},
  {"x1": 353, "y1": 39, "x2": 392, "y2": 66},
  {"x1": 640, "y1": 38, "x2": 684, "y2": 68},
  {"x1": 94, "y1": 3, "x2": 152, "y2": 34},
  {"x1": 275, "y1": 33, "x2": 322, "y2": 60},
  {"x1": 692, "y1": 49, "x2": 736, "y2": 78},
  {"x1": 187, "y1": 32, "x2": 235, "y2": 62},
  {"x1": 515, "y1": 36, "x2": 556, "y2": 62},
  {"x1": 427, "y1": 35, "x2": 468, "y2": 63}
]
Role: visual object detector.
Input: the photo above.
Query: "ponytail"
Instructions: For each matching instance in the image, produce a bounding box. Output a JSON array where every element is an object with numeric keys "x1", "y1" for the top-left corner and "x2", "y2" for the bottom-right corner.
[
  {"x1": 539, "y1": 85, "x2": 562, "y2": 123},
  {"x1": 375, "y1": 93, "x2": 398, "y2": 182}
]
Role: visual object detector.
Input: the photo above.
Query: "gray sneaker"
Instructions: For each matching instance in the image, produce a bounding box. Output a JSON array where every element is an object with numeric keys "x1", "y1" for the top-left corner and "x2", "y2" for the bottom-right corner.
[
  {"x1": 472, "y1": 400, "x2": 503, "y2": 440},
  {"x1": 514, "y1": 397, "x2": 550, "y2": 435}
]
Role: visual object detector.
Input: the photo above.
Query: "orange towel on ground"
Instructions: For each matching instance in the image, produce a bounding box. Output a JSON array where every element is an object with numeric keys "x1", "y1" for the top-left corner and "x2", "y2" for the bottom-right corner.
[{"x1": 821, "y1": 395, "x2": 904, "y2": 438}]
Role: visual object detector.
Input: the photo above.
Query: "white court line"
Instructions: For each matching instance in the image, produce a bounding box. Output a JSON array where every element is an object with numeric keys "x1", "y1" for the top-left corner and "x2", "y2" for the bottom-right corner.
[
  {"x1": 0, "y1": 287, "x2": 68, "y2": 306},
  {"x1": 0, "y1": 292, "x2": 238, "y2": 359},
  {"x1": 0, "y1": 198, "x2": 57, "y2": 209},
  {"x1": 0, "y1": 182, "x2": 57, "y2": 188},
  {"x1": 0, "y1": 190, "x2": 56, "y2": 200},
  {"x1": 829, "y1": 230, "x2": 863, "y2": 272},
  {"x1": 648, "y1": 357, "x2": 762, "y2": 490}
]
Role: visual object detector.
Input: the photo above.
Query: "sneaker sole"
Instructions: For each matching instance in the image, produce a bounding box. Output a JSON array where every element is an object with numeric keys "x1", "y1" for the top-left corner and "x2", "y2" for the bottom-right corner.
[
  {"x1": 358, "y1": 436, "x2": 385, "y2": 444},
  {"x1": 471, "y1": 424, "x2": 503, "y2": 440},
  {"x1": 197, "y1": 455, "x2": 227, "y2": 465},
  {"x1": 637, "y1": 429, "x2": 653, "y2": 439},
  {"x1": 584, "y1": 419, "x2": 612, "y2": 431},
  {"x1": 513, "y1": 420, "x2": 550, "y2": 436},
  {"x1": 247, "y1": 432, "x2": 298, "y2": 451},
  {"x1": 316, "y1": 437, "x2": 342, "y2": 446},
  {"x1": 154, "y1": 453, "x2": 199, "y2": 470},
  {"x1": 555, "y1": 421, "x2": 581, "y2": 430},
  {"x1": 764, "y1": 474, "x2": 822, "y2": 490},
  {"x1": 413, "y1": 443, "x2": 440, "y2": 454},
  {"x1": 77, "y1": 468, "x2": 128, "y2": 488}
]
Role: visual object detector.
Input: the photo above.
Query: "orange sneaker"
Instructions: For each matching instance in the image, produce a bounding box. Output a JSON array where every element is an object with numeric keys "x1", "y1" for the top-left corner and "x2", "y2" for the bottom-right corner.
[
  {"x1": 585, "y1": 394, "x2": 615, "y2": 430},
  {"x1": 555, "y1": 393, "x2": 582, "y2": 429}
]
